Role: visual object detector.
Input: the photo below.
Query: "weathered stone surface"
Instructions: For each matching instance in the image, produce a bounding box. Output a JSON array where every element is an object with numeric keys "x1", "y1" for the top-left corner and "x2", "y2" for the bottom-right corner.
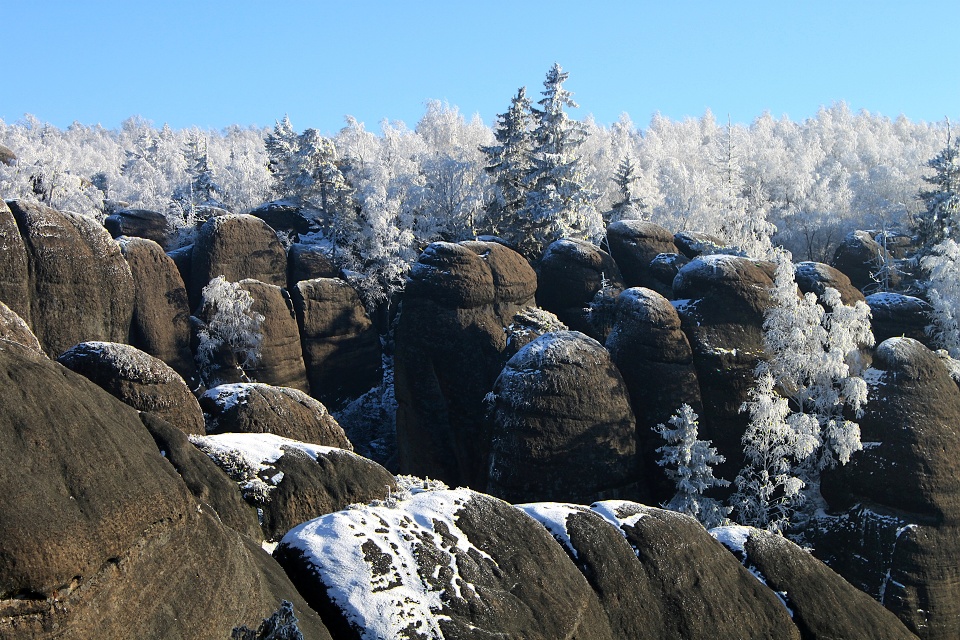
[
  {"x1": 606, "y1": 219, "x2": 678, "y2": 294},
  {"x1": 740, "y1": 527, "x2": 919, "y2": 639},
  {"x1": 275, "y1": 488, "x2": 616, "y2": 640},
  {"x1": 0, "y1": 200, "x2": 30, "y2": 325},
  {"x1": 0, "y1": 144, "x2": 15, "y2": 166},
  {"x1": 103, "y1": 208, "x2": 170, "y2": 247},
  {"x1": 672, "y1": 254, "x2": 775, "y2": 479},
  {"x1": 238, "y1": 279, "x2": 309, "y2": 392},
  {"x1": 248, "y1": 200, "x2": 318, "y2": 238},
  {"x1": 813, "y1": 338, "x2": 960, "y2": 639},
  {"x1": 486, "y1": 331, "x2": 641, "y2": 504},
  {"x1": 0, "y1": 340, "x2": 330, "y2": 639},
  {"x1": 57, "y1": 341, "x2": 204, "y2": 435},
  {"x1": 167, "y1": 243, "x2": 193, "y2": 291},
  {"x1": 287, "y1": 242, "x2": 338, "y2": 289},
  {"x1": 119, "y1": 236, "x2": 196, "y2": 383},
  {"x1": 394, "y1": 240, "x2": 537, "y2": 489},
  {"x1": 292, "y1": 278, "x2": 381, "y2": 410},
  {"x1": 0, "y1": 299, "x2": 41, "y2": 352},
  {"x1": 648, "y1": 251, "x2": 690, "y2": 294},
  {"x1": 199, "y1": 383, "x2": 352, "y2": 449},
  {"x1": 536, "y1": 238, "x2": 625, "y2": 338},
  {"x1": 795, "y1": 260, "x2": 866, "y2": 305},
  {"x1": 8, "y1": 199, "x2": 134, "y2": 357},
  {"x1": 191, "y1": 432, "x2": 394, "y2": 542},
  {"x1": 674, "y1": 230, "x2": 728, "y2": 258},
  {"x1": 831, "y1": 230, "x2": 896, "y2": 292},
  {"x1": 606, "y1": 288, "x2": 702, "y2": 503},
  {"x1": 866, "y1": 292, "x2": 933, "y2": 345},
  {"x1": 189, "y1": 213, "x2": 287, "y2": 309}
]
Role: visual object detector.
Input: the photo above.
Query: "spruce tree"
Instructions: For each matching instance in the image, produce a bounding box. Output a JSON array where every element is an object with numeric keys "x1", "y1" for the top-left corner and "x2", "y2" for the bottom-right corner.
[
  {"x1": 916, "y1": 122, "x2": 960, "y2": 251},
  {"x1": 610, "y1": 155, "x2": 647, "y2": 221},
  {"x1": 480, "y1": 87, "x2": 533, "y2": 242}
]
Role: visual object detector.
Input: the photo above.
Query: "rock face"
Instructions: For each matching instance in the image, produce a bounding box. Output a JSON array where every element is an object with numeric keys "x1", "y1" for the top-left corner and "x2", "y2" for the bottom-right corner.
[
  {"x1": 248, "y1": 200, "x2": 318, "y2": 238},
  {"x1": 275, "y1": 487, "x2": 618, "y2": 640},
  {"x1": 605, "y1": 288, "x2": 702, "y2": 502},
  {"x1": 287, "y1": 242, "x2": 338, "y2": 289},
  {"x1": 57, "y1": 341, "x2": 204, "y2": 435},
  {"x1": 606, "y1": 220, "x2": 678, "y2": 294},
  {"x1": 199, "y1": 383, "x2": 352, "y2": 449},
  {"x1": 724, "y1": 526, "x2": 919, "y2": 640},
  {"x1": 795, "y1": 260, "x2": 866, "y2": 305},
  {"x1": 536, "y1": 238, "x2": 625, "y2": 337},
  {"x1": 8, "y1": 200, "x2": 135, "y2": 357},
  {"x1": 866, "y1": 292, "x2": 933, "y2": 345},
  {"x1": 0, "y1": 143, "x2": 15, "y2": 166},
  {"x1": 831, "y1": 230, "x2": 893, "y2": 292},
  {"x1": 292, "y1": 278, "x2": 382, "y2": 410},
  {"x1": 0, "y1": 340, "x2": 330, "y2": 639},
  {"x1": 394, "y1": 240, "x2": 537, "y2": 489},
  {"x1": 0, "y1": 299, "x2": 41, "y2": 352},
  {"x1": 0, "y1": 200, "x2": 31, "y2": 325},
  {"x1": 238, "y1": 279, "x2": 309, "y2": 392},
  {"x1": 673, "y1": 230, "x2": 728, "y2": 258},
  {"x1": 191, "y1": 433, "x2": 395, "y2": 542},
  {"x1": 119, "y1": 236, "x2": 196, "y2": 382},
  {"x1": 103, "y1": 208, "x2": 170, "y2": 247},
  {"x1": 672, "y1": 255, "x2": 774, "y2": 478},
  {"x1": 486, "y1": 331, "x2": 641, "y2": 504},
  {"x1": 813, "y1": 338, "x2": 960, "y2": 639},
  {"x1": 189, "y1": 214, "x2": 287, "y2": 309}
]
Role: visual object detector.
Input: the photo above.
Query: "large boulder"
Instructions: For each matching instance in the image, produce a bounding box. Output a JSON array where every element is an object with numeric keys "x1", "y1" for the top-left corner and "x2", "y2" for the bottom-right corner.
[
  {"x1": 189, "y1": 214, "x2": 287, "y2": 309},
  {"x1": 292, "y1": 278, "x2": 381, "y2": 410},
  {"x1": 866, "y1": 292, "x2": 933, "y2": 345},
  {"x1": 394, "y1": 240, "x2": 537, "y2": 489},
  {"x1": 795, "y1": 260, "x2": 865, "y2": 305},
  {"x1": 287, "y1": 242, "x2": 338, "y2": 289},
  {"x1": 536, "y1": 238, "x2": 625, "y2": 338},
  {"x1": 713, "y1": 526, "x2": 918, "y2": 639},
  {"x1": 0, "y1": 143, "x2": 15, "y2": 166},
  {"x1": 606, "y1": 219, "x2": 678, "y2": 294},
  {"x1": 8, "y1": 200, "x2": 135, "y2": 357},
  {"x1": 0, "y1": 299, "x2": 41, "y2": 352},
  {"x1": 0, "y1": 200, "x2": 31, "y2": 324},
  {"x1": 672, "y1": 254, "x2": 775, "y2": 479},
  {"x1": 605, "y1": 288, "x2": 702, "y2": 503},
  {"x1": 673, "y1": 230, "x2": 729, "y2": 258},
  {"x1": 119, "y1": 236, "x2": 196, "y2": 383},
  {"x1": 485, "y1": 331, "x2": 642, "y2": 504},
  {"x1": 199, "y1": 383, "x2": 352, "y2": 449},
  {"x1": 0, "y1": 340, "x2": 330, "y2": 639},
  {"x1": 248, "y1": 200, "x2": 318, "y2": 238},
  {"x1": 103, "y1": 208, "x2": 170, "y2": 247},
  {"x1": 813, "y1": 338, "x2": 960, "y2": 639},
  {"x1": 191, "y1": 432, "x2": 395, "y2": 542},
  {"x1": 831, "y1": 230, "x2": 895, "y2": 292},
  {"x1": 237, "y1": 279, "x2": 309, "y2": 392},
  {"x1": 275, "y1": 486, "x2": 617, "y2": 639},
  {"x1": 57, "y1": 341, "x2": 204, "y2": 435}
]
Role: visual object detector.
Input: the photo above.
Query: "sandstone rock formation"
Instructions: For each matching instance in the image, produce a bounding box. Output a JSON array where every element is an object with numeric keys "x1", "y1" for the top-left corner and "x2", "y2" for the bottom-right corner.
[
  {"x1": 287, "y1": 242, "x2": 339, "y2": 288},
  {"x1": 103, "y1": 208, "x2": 170, "y2": 246},
  {"x1": 831, "y1": 230, "x2": 895, "y2": 292},
  {"x1": 0, "y1": 299, "x2": 41, "y2": 352},
  {"x1": 795, "y1": 260, "x2": 866, "y2": 305},
  {"x1": 866, "y1": 292, "x2": 933, "y2": 345},
  {"x1": 605, "y1": 219, "x2": 678, "y2": 295},
  {"x1": 238, "y1": 279, "x2": 309, "y2": 392},
  {"x1": 0, "y1": 200, "x2": 31, "y2": 324}
]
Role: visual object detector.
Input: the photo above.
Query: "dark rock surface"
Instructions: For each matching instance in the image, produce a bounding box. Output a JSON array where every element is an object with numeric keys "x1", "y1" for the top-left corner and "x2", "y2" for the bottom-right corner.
[
  {"x1": 606, "y1": 288, "x2": 702, "y2": 503},
  {"x1": 238, "y1": 279, "x2": 309, "y2": 392},
  {"x1": 535, "y1": 238, "x2": 625, "y2": 338},
  {"x1": 0, "y1": 143, "x2": 16, "y2": 166},
  {"x1": 0, "y1": 340, "x2": 330, "y2": 639},
  {"x1": 831, "y1": 230, "x2": 895, "y2": 292},
  {"x1": 57, "y1": 341, "x2": 204, "y2": 435},
  {"x1": 8, "y1": 200, "x2": 134, "y2": 357},
  {"x1": 292, "y1": 278, "x2": 381, "y2": 410},
  {"x1": 275, "y1": 487, "x2": 617, "y2": 639},
  {"x1": 287, "y1": 242, "x2": 339, "y2": 289},
  {"x1": 866, "y1": 292, "x2": 933, "y2": 345},
  {"x1": 0, "y1": 299, "x2": 41, "y2": 352},
  {"x1": 0, "y1": 200, "x2": 31, "y2": 325},
  {"x1": 248, "y1": 200, "x2": 318, "y2": 238},
  {"x1": 606, "y1": 219, "x2": 678, "y2": 294},
  {"x1": 795, "y1": 260, "x2": 866, "y2": 305},
  {"x1": 189, "y1": 214, "x2": 287, "y2": 309},
  {"x1": 486, "y1": 331, "x2": 641, "y2": 503},
  {"x1": 674, "y1": 230, "x2": 728, "y2": 258},
  {"x1": 103, "y1": 208, "x2": 170, "y2": 247},
  {"x1": 394, "y1": 240, "x2": 537, "y2": 489},
  {"x1": 648, "y1": 251, "x2": 690, "y2": 293},
  {"x1": 119, "y1": 236, "x2": 196, "y2": 383},
  {"x1": 200, "y1": 383, "x2": 352, "y2": 449}
]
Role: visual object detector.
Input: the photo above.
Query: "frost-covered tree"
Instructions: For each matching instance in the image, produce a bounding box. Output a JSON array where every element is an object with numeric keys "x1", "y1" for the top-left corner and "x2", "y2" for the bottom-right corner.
[
  {"x1": 915, "y1": 123, "x2": 960, "y2": 251},
  {"x1": 172, "y1": 130, "x2": 224, "y2": 217},
  {"x1": 231, "y1": 600, "x2": 303, "y2": 640},
  {"x1": 195, "y1": 277, "x2": 264, "y2": 387},
  {"x1": 264, "y1": 115, "x2": 300, "y2": 200},
  {"x1": 609, "y1": 155, "x2": 647, "y2": 222},
  {"x1": 923, "y1": 238, "x2": 960, "y2": 357},
  {"x1": 654, "y1": 404, "x2": 730, "y2": 529},
  {"x1": 480, "y1": 87, "x2": 533, "y2": 240}
]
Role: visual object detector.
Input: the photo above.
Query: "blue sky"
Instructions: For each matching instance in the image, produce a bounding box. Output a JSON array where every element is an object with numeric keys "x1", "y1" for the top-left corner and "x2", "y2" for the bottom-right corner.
[{"x1": 4, "y1": 1, "x2": 958, "y2": 134}]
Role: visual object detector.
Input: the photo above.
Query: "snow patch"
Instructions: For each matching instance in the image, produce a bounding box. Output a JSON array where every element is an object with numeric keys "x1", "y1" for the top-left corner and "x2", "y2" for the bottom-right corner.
[
  {"x1": 709, "y1": 524, "x2": 753, "y2": 554},
  {"x1": 517, "y1": 502, "x2": 590, "y2": 559}
]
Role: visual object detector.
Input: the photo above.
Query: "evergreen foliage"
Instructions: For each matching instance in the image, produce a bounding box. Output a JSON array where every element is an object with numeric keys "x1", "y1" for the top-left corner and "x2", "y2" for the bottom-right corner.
[
  {"x1": 923, "y1": 238, "x2": 960, "y2": 357},
  {"x1": 915, "y1": 124, "x2": 960, "y2": 250},
  {"x1": 480, "y1": 87, "x2": 534, "y2": 241}
]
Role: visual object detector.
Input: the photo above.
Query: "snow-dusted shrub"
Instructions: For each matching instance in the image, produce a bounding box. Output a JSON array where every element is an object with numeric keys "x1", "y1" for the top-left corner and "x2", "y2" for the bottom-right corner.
[
  {"x1": 231, "y1": 600, "x2": 303, "y2": 640},
  {"x1": 923, "y1": 238, "x2": 960, "y2": 358},
  {"x1": 195, "y1": 276, "x2": 264, "y2": 386}
]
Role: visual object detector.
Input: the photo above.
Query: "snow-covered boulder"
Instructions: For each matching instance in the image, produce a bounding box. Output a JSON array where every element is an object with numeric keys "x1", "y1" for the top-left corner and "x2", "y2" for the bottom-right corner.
[
  {"x1": 275, "y1": 485, "x2": 616, "y2": 640},
  {"x1": 249, "y1": 199, "x2": 318, "y2": 238},
  {"x1": 57, "y1": 341, "x2": 204, "y2": 435},
  {"x1": 831, "y1": 229, "x2": 897, "y2": 292},
  {"x1": 394, "y1": 240, "x2": 537, "y2": 489},
  {"x1": 8, "y1": 199, "x2": 135, "y2": 357},
  {"x1": 606, "y1": 219, "x2": 677, "y2": 295},
  {"x1": 119, "y1": 236, "x2": 196, "y2": 382},
  {"x1": 794, "y1": 260, "x2": 865, "y2": 305},
  {"x1": 292, "y1": 277, "x2": 381, "y2": 411},
  {"x1": 865, "y1": 292, "x2": 933, "y2": 345},
  {"x1": 486, "y1": 331, "x2": 642, "y2": 503},
  {"x1": 200, "y1": 382, "x2": 351, "y2": 448},
  {"x1": 535, "y1": 238, "x2": 625, "y2": 339},
  {"x1": 673, "y1": 230, "x2": 730, "y2": 258},
  {"x1": 191, "y1": 432, "x2": 395, "y2": 542},
  {"x1": 287, "y1": 242, "x2": 338, "y2": 288}
]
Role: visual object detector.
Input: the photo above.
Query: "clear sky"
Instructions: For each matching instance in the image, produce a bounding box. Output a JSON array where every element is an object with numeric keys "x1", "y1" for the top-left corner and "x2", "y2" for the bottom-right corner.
[{"x1": 4, "y1": 0, "x2": 958, "y2": 134}]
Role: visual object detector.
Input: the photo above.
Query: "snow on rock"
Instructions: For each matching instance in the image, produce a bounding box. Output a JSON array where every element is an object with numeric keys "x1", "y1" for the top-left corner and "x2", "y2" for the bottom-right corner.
[
  {"x1": 710, "y1": 525, "x2": 793, "y2": 616},
  {"x1": 589, "y1": 500, "x2": 648, "y2": 537},
  {"x1": 517, "y1": 502, "x2": 591, "y2": 559},
  {"x1": 201, "y1": 382, "x2": 254, "y2": 413}
]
